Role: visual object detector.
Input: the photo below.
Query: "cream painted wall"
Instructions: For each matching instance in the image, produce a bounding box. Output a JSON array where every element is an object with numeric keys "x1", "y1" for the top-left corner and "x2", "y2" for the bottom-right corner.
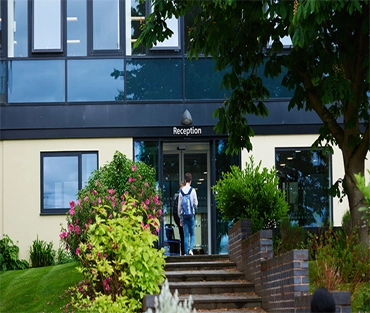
[
  {"x1": 1, "y1": 138, "x2": 132, "y2": 261},
  {"x1": 241, "y1": 134, "x2": 370, "y2": 227}
]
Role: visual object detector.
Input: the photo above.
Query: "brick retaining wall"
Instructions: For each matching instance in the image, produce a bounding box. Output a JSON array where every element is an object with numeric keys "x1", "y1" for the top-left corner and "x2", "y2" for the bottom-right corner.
[{"x1": 228, "y1": 220, "x2": 351, "y2": 313}]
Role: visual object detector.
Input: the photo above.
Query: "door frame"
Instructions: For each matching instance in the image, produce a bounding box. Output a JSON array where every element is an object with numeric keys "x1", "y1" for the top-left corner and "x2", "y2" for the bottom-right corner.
[{"x1": 163, "y1": 142, "x2": 211, "y2": 254}]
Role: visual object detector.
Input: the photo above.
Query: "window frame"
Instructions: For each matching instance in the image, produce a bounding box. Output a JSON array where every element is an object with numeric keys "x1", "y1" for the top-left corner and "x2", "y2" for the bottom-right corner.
[
  {"x1": 0, "y1": 0, "x2": 4, "y2": 56},
  {"x1": 30, "y1": 0, "x2": 66, "y2": 55},
  {"x1": 40, "y1": 151, "x2": 98, "y2": 215},
  {"x1": 87, "y1": 0, "x2": 125, "y2": 56}
]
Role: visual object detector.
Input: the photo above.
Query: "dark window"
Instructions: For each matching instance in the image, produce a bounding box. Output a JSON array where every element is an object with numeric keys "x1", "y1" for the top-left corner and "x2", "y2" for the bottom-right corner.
[
  {"x1": 275, "y1": 148, "x2": 332, "y2": 227},
  {"x1": 41, "y1": 151, "x2": 98, "y2": 214},
  {"x1": 0, "y1": 0, "x2": 3, "y2": 54}
]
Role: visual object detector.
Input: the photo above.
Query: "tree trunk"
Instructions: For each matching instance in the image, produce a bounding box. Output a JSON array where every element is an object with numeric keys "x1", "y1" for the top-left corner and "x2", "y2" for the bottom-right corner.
[{"x1": 343, "y1": 152, "x2": 369, "y2": 246}]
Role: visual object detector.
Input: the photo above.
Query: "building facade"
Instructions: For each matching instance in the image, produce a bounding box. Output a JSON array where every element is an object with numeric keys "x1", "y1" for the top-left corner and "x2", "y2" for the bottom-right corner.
[{"x1": 1, "y1": 0, "x2": 367, "y2": 260}]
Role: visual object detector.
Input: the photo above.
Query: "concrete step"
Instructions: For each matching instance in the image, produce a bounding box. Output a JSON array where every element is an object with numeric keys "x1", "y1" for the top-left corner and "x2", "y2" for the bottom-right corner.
[
  {"x1": 166, "y1": 254, "x2": 230, "y2": 263},
  {"x1": 165, "y1": 261, "x2": 237, "y2": 271},
  {"x1": 178, "y1": 293, "x2": 262, "y2": 311},
  {"x1": 169, "y1": 280, "x2": 255, "y2": 295},
  {"x1": 165, "y1": 269, "x2": 245, "y2": 282}
]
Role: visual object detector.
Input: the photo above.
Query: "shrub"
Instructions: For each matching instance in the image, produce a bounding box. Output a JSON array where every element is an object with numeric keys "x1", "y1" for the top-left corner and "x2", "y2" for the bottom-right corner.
[
  {"x1": 213, "y1": 156, "x2": 289, "y2": 233},
  {"x1": 355, "y1": 171, "x2": 370, "y2": 225},
  {"x1": 29, "y1": 236, "x2": 56, "y2": 267},
  {"x1": 146, "y1": 279, "x2": 196, "y2": 313},
  {"x1": 0, "y1": 234, "x2": 29, "y2": 271},
  {"x1": 273, "y1": 217, "x2": 305, "y2": 255},
  {"x1": 308, "y1": 227, "x2": 370, "y2": 293},
  {"x1": 60, "y1": 151, "x2": 162, "y2": 258},
  {"x1": 67, "y1": 196, "x2": 166, "y2": 313}
]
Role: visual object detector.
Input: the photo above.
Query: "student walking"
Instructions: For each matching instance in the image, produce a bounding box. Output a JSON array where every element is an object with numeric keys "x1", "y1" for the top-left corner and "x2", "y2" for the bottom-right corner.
[
  {"x1": 173, "y1": 181, "x2": 186, "y2": 255},
  {"x1": 177, "y1": 173, "x2": 198, "y2": 256}
]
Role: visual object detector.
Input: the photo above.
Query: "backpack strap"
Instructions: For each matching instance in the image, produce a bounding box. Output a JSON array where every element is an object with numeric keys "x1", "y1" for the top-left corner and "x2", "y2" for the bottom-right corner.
[{"x1": 187, "y1": 187, "x2": 192, "y2": 195}]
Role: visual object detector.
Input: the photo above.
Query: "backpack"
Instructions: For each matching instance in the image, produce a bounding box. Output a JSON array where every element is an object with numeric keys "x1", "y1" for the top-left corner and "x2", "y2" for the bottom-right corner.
[{"x1": 181, "y1": 188, "x2": 193, "y2": 220}]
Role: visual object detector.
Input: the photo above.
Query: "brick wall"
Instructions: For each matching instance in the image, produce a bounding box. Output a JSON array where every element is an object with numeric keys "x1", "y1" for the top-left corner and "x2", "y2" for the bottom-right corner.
[{"x1": 228, "y1": 220, "x2": 352, "y2": 313}]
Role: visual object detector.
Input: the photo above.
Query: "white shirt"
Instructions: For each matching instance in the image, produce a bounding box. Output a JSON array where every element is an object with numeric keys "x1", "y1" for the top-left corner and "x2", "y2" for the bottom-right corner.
[{"x1": 177, "y1": 184, "x2": 198, "y2": 219}]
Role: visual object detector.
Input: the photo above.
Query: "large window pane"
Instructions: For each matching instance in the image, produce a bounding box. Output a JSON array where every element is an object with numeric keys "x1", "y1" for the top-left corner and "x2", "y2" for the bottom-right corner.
[
  {"x1": 93, "y1": 0, "x2": 120, "y2": 50},
  {"x1": 8, "y1": 0, "x2": 28, "y2": 57},
  {"x1": 126, "y1": 58, "x2": 182, "y2": 100},
  {"x1": 67, "y1": 0, "x2": 87, "y2": 56},
  {"x1": 134, "y1": 140, "x2": 159, "y2": 181},
  {"x1": 68, "y1": 59, "x2": 124, "y2": 102},
  {"x1": 33, "y1": 0, "x2": 62, "y2": 52},
  {"x1": 275, "y1": 148, "x2": 331, "y2": 227},
  {"x1": 185, "y1": 58, "x2": 230, "y2": 100},
  {"x1": 41, "y1": 152, "x2": 98, "y2": 214},
  {"x1": 8, "y1": 60, "x2": 65, "y2": 103},
  {"x1": 43, "y1": 156, "x2": 78, "y2": 210}
]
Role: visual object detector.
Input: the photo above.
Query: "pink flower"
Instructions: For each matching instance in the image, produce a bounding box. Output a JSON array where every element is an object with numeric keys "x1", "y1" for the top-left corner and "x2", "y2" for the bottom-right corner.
[
  {"x1": 77, "y1": 199, "x2": 81, "y2": 206},
  {"x1": 144, "y1": 182, "x2": 149, "y2": 187},
  {"x1": 145, "y1": 199, "x2": 150, "y2": 205},
  {"x1": 68, "y1": 224, "x2": 74, "y2": 231},
  {"x1": 132, "y1": 165, "x2": 137, "y2": 171},
  {"x1": 108, "y1": 189, "x2": 115, "y2": 194},
  {"x1": 88, "y1": 243, "x2": 92, "y2": 250},
  {"x1": 69, "y1": 201, "x2": 75, "y2": 210},
  {"x1": 69, "y1": 208, "x2": 75, "y2": 215},
  {"x1": 76, "y1": 247, "x2": 80, "y2": 255},
  {"x1": 128, "y1": 177, "x2": 134, "y2": 183},
  {"x1": 74, "y1": 225, "x2": 80, "y2": 235},
  {"x1": 98, "y1": 197, "x2": 102, "y2": 204},
  {"x1": 84, "y1": 196, "x2": 89, "y2": 202},
  {"x1": 59, "y1": 232, "x2": 68, "y2": 239}
]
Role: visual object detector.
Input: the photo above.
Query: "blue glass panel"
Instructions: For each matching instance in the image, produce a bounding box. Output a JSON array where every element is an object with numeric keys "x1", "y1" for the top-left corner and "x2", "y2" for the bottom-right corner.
[
  {"x1": 43, "y1": 156, "x2": 78, "y2": 209},
  {"x1": 0, "y1": 61, "x2": 5, "y2": 103},
  {"x1": 185, "y1": 58, "x2": 230, "y2": 100},
  {"x1": 82, "y1": 153, "x2": 98, "y2": 187},
  {"x1": 67, "y1": 0, "x2": 87, "y2": 56},
  {"x1": 126, "y1": 58, "x2": 182, "y2": 100},
  {"x1": 68, "y1": 59, "x2": 124, "y2": 101},
  {"x1": 9, "y1": 0, "x2": 28, "y2": 57},
  {"x1": 8, "y1": 60, "x2": 65, "y2": 103}
]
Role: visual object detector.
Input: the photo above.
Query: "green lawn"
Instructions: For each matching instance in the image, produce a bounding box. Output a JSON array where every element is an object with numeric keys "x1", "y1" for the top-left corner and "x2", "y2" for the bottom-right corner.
[{"x1": 0, "y1": 262, "x2": 83, "y2": 313}]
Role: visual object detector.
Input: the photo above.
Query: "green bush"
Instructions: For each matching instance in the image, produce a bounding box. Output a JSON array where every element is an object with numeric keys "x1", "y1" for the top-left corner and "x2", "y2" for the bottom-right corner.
[
  {"x1": 60, "y1": 151, "x2": 162, "y2": 258},
  {"x1": 29, "y1": 236, "x2": 56, "y2": 267},
  {"x1": 308, "y1": 227, "x2": 370, "y2": 293},
  {"x1": 213, "y1": 156, "x2": 289, "y2": 233},
  {"x1": 0, "y1": 234, "x2": 29, "y2": 271},
  {"x1": 67, "y1": 196, "x2": 166, "y2": 313},
  {"x1": 273, "y1": 217, "x2": 305, "y2": 255}
]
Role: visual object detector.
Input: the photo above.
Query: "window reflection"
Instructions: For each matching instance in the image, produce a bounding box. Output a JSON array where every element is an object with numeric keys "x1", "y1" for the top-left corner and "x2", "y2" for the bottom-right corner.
[
  {"x1": 41, "y1": 152, "x2": 98, "y2": 214},
  {"x1": 134, "y1": 140, "x2": 159, "y2": 180},
  {"x1": 0, "y1": 61, "x2": 5, "y2": 103},
  {"x1": 275, "y1": 148, "x2": 331, "y2": 227},
  {"x1": 8, "y1": 0, "x2": 28, "y2": 57},
  {"x1": 126, "y1": 0, "x2": 146, "y2": 55},
  {"x1": 8, "y1": 60, "x2": 65, "y2": 103},
  {"x1": 67, "y1": 0, "x2": 87, "y2": 56},
  {"x1": 185, "y1": 58, "x2": 230, "y2": 100},
  {"x1": 68, "y1": 59, "x2": 124, "y2": 102},
  {"x1": 33, "y1": 0, "x2": 62, "y2": 52},
  {"x1": 126, "y1": 58, "x2": 182, "y2": 100},
  {"x1": 93, "y1": 0, "x2": 120, "y2": 50}
]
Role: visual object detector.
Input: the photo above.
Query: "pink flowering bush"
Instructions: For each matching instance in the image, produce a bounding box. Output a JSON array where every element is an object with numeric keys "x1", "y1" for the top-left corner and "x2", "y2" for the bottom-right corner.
[
  {"x1": 66, "y1": 197, "x2": 166, "y2": 313},
  {"x1": 60, "y1": 151, "x2": 162, "y2": 258}
]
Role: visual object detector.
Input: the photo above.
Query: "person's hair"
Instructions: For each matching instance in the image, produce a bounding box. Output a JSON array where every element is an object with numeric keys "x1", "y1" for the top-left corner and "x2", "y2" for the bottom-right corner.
[
  {"x1": 184, "y1": 173, "x2": 192, "y2": 183},
  {"x1": 310, "y1": 287, "x2": 336, "y2": 313},
  {"x1": 179, "y1": 181, "x2": 185, "y2": 188}
]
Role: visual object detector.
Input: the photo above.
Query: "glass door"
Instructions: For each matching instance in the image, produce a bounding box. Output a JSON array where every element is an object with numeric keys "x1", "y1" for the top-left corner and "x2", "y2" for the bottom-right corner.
[{"x1": 162, "y1": 143, "x2": 210, "y2": 254}]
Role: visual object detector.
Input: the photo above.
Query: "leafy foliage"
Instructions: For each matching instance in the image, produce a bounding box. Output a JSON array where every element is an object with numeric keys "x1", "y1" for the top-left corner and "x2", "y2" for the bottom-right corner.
[
  {"x1": 60, "y1": 151, "x2": 162, "y2": 258},
  {"x1": 213, "y1": 156, "x2": 289, "y2": 233},
  {"x1": 147, "y1": 279, "x2": 196, "y2": 313},
  {"x1": 137, "y1": 0, "x2": 370, "y2": 244},
  {"x1": 29, "y1": 236, "x2": 56, "y2": 268},
  {"x1": 67, "y1": 197, "x2": 166, "y2": 313},
  {"x1": 273, "y1": 217, "x2": 305, "y2": 256},
  {"x1": 308, "y1": 227, "x2": 370, "y2": 294},
  {"x1": 355, "y1": 171, "x2": 370, "y2": 224},
  {"x1": 0, "y1": 234, "x2": 29, "y2": 271}
]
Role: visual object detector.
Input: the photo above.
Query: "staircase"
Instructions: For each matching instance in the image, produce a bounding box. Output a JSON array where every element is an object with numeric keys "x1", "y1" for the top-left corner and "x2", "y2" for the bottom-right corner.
[{"x1": 163, "y1": 254, "x2": 265, "y2": 313}]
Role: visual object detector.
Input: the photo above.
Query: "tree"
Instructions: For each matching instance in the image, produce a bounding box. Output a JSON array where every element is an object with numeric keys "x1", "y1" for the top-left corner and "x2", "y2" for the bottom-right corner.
[{"x1": 136, "y1": 0, "x2": 369, "y2": 244}]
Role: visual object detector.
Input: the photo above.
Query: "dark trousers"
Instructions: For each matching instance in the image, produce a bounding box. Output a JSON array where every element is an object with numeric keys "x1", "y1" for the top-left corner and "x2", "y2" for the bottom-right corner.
[{"x1": 176, "y1": 223, "x2": 185, "y2": 256}]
